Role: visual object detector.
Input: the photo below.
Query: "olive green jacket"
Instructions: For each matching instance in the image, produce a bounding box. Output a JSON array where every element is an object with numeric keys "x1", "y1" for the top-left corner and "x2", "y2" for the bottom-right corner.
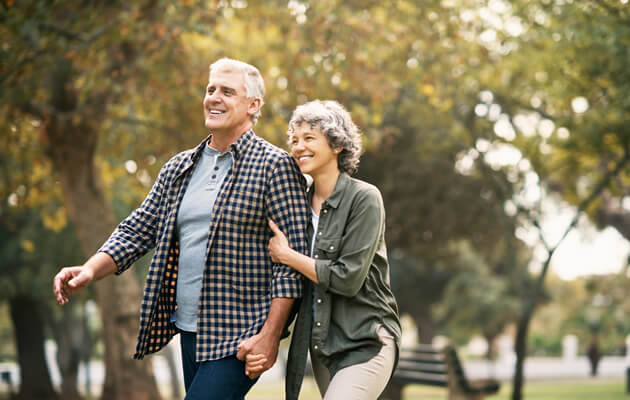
[{"x1": 286, "y1": 173, "x2": 401, "y2": 400}]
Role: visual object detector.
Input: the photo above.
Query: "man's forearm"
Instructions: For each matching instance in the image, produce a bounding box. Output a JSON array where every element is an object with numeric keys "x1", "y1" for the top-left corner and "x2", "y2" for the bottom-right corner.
[
  {"x1": 259, "y1": 297, "x2": 295, "y2": 340},
  {"x1": 86, "y1": 252, "x2": 118, "y2": 280}
]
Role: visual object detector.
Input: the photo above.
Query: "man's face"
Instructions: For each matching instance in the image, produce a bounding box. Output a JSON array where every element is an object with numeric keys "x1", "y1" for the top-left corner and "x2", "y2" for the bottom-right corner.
[{"x1": 203, "y1": 68, "x2": 259, "y2": 136}]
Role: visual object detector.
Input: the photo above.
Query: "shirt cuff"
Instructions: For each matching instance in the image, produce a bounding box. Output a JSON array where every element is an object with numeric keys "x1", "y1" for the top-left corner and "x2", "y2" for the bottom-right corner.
[
  {"x1": 271, "y1": 276, "x2": 304, "y2": 298},
  {"x1": 97, "y1": 243, "x2": 129, "y2": 275},
  {"x1": 315, "y1": 259, "x2": 333, "y2": 291}
]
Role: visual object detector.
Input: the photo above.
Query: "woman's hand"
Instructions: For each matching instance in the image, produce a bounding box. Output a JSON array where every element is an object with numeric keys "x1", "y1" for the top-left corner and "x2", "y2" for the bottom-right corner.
[
  {"x1": 268, "y1": 219, "x2": 291, "y2": 264},
  {"x1": 268, "y1": 219, "x2": 319, "y2": 283}
]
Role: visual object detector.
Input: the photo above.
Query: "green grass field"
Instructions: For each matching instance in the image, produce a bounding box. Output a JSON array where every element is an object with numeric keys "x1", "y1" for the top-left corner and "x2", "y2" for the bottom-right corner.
[
  {"x1": 248, "y1": 377, "x2": 628, "y2": 400},
  {"x1": 0, "y1": 377, "x2": 625, "y2": 399}
]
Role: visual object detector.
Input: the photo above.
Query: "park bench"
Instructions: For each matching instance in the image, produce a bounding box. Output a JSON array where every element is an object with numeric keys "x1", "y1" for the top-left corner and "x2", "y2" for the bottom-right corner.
[{"x1": 380, "y1": 344, "x2": 500, "y2": 400}]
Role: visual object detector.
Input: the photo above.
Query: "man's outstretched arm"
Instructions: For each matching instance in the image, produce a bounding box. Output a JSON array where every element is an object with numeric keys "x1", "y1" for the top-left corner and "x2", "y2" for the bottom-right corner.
[{"x1": 53, "y1": 252, "x2": 117, "y2": 305}]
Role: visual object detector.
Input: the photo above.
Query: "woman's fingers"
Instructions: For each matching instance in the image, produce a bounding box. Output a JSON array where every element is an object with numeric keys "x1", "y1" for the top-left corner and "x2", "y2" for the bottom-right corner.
[{"x1": 268, "y1": 219, "x2": 281, "y2": 234}]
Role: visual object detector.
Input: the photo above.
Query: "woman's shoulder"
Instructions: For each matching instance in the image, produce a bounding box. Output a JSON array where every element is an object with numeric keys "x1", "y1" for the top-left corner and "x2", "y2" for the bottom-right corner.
[
  {"x1": 346, "y1": 175, "x2": 381, "y2": 195},
  {"x1": 345, "y1": 176, "x2": 384, "y2": 205}
]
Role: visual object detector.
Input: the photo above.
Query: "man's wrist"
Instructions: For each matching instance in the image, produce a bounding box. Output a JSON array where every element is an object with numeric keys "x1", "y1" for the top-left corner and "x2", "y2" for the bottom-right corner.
[
  {"x1": 260, "y1": 297, "x2": 294, "y2": 341},
  {"x1": 259, "y1": 320, "x2": 284, "y2": 341}
]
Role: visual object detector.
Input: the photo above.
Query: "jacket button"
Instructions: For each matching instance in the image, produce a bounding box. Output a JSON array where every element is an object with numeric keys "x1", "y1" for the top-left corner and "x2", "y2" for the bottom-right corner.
[
  {"x1": 314, "y1": 255, "x2": 319, "y2": 259},
  {"x1": 314, "y1": 345, "x2": 319, "y2": 350},
  {"x1": 329, "y1": 245, "x2": 334, "y2": 250},
  {"x1": 323, "y1": 209, "x2": 327, "y2": 214},
  {"x1": 316, "y1": 322, "x2": 321, "y2": 327},
  {"x1": 318, "y1": 231, "x2": 322, "y2": 236},
  {"x1": 317, "y1": 298, "x2": 322, "y2": 304}
]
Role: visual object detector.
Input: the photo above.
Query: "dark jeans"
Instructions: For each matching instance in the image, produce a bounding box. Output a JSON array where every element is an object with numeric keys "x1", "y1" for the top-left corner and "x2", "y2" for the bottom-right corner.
[{"x1": 180, "y1": 331, "x2": 258, "y2": 400}]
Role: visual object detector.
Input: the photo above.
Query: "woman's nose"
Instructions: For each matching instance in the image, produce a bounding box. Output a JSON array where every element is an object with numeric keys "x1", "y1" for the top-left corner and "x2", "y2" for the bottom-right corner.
[{"x1": 292, "y1": 140, "x2": 305, "y2": 151}]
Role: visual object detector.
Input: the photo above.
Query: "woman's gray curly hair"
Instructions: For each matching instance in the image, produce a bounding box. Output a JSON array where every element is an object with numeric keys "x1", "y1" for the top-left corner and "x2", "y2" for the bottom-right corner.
[{"x1": 287, "y1": 100, "x2": 362, "y2": 175}]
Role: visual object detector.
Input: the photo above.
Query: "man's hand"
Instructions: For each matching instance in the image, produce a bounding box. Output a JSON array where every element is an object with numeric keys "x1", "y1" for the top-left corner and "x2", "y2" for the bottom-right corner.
[
  {"x1": 53, "y1": 266, "x2": 94, "y2": 305},
  {"x1": 53, "y1": 252, "x2": 117, "y2": 305},
  {"x1": 236, "y1": 331, "x2": 279, "y2": 379}
]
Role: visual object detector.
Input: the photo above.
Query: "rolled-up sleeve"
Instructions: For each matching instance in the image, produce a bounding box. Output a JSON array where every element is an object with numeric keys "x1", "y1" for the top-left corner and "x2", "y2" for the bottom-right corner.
[
  {"x1": 315, "y1": 187, "x2": 384, "y2": 297},
  {"x1": 98, "y1": 164, "x2": 167, "y2": 274},
  {"x1": 265, "y1": 154, "x2": 309, "y2": 298}
]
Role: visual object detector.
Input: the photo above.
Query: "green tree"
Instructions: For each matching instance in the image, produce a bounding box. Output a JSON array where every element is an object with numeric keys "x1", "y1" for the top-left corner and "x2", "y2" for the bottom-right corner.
[
  {"x1": 435, "y1": 241, "x2": 524, "y2": 360},
  {"x1": 472, "y1": 1, "x2": 630, "y2": 398},
  {"x1": 0, "y1": 1, "x2": 191, "y2": 397}
]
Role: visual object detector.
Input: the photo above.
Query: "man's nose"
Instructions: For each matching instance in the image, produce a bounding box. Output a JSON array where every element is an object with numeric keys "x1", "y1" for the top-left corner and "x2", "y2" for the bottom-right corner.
[{"x1": 206, "y1": 91, "x2": 220, "y2": 102}]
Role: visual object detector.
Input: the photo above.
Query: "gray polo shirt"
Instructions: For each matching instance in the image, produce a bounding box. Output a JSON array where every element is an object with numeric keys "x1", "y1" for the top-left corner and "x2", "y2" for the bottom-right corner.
[{"x1": 174, "y1": 144, "x2": 232, "y2": 332}]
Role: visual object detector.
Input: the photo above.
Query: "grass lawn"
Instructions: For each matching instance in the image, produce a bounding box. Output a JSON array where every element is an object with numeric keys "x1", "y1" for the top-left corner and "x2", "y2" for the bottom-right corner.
[
  {"x1": 0, "y1": 377, "x2": 625, "y2": 399},
  {"x1": 248, "y1": 377, "x2": 628, "y2": 400}
]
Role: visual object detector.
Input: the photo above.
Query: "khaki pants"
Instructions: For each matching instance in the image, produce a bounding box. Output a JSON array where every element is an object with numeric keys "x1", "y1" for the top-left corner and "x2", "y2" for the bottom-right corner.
[{"x1": 310, "y1": 327, "x2": 397, "y2": 400}]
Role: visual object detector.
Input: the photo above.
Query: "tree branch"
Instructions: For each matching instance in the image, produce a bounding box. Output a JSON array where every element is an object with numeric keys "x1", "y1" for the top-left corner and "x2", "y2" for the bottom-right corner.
[{"x1": 526, "y1": 149, "x2": 630, "y2": 312}]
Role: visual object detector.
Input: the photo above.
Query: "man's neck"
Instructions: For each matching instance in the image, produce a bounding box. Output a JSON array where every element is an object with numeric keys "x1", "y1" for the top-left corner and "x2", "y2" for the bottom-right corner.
[{"x1": 209, "y1": 126, "x2": 252, "y2": 153}]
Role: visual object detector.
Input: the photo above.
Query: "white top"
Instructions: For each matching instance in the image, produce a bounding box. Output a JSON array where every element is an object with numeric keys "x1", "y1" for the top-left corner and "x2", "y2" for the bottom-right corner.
[{"x1": 310, "y1": 209, "x2": 319, "y2": 257}]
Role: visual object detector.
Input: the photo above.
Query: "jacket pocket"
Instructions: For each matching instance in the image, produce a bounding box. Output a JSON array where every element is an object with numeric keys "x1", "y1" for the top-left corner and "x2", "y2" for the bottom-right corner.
[{"x1": 315, "y1": 236, "x2": 341, "y2": 259}]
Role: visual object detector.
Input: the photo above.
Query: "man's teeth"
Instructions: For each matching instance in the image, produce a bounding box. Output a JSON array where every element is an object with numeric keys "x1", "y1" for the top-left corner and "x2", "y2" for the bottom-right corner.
[
  {"x1": 299, "y1": 156, "x2": 312, "y2": 161},
  {"x1": 210, "y1": 110, "x2": 223, "y2": 114}
]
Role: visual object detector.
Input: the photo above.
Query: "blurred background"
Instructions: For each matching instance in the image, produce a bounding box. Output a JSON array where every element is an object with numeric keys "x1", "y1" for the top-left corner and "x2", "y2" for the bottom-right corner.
[{"x1": 1, "y1": 0, "x2": 629, "y2": 399}]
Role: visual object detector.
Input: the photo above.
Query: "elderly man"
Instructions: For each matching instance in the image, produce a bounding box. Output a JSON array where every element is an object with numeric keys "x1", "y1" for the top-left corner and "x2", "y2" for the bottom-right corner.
[{"x1": 53, "y1": 58, "x2": 309, "y2": 399}]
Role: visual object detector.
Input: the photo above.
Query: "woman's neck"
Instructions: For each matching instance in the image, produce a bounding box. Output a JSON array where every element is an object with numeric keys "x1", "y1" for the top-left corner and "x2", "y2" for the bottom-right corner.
[{"x1": 311, "y1": 169, "x2": 340, "y2": 215}]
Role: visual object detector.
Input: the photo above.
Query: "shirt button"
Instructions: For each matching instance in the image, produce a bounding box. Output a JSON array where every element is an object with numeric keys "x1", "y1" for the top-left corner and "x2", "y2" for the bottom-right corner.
[
  {"x1": 211, "y1": 175, "x2": 216, "y2": 179},
  {"x1": 214, "y1": 166, "x2": 219, "y2": 170}
]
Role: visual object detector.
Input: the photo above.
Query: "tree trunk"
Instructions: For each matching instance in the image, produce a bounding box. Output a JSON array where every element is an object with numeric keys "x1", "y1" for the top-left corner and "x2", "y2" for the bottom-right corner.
[
  {"x1": 42, "y1": 59, "x2": 161, "y2": 400},
  {"x1": 9, "y1": 295, "x2": 60, "y2": 400},
  {"x1": 511, "y1": 305, "x2": 533, "y2": 400},
  {"x1": 483, "y1": 334, "x2": 497, "y2": 361},
  {"x1": 414, "y1": 313, "x2": 436, "y2": 344},
  {"x1": 48, "y1": 303, "x2": 86, "y2": 400}
]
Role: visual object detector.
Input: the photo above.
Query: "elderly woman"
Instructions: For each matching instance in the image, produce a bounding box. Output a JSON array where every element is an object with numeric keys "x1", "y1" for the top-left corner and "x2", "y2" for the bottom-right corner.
[{"x1": 247, "y1": 100, "x2": 401, "y2": 399}]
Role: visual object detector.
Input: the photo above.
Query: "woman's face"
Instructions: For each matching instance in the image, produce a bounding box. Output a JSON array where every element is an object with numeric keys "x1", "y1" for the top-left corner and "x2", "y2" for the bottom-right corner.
[{"x1": 289, "y1": 122, "x2": 339, "y2": 177}]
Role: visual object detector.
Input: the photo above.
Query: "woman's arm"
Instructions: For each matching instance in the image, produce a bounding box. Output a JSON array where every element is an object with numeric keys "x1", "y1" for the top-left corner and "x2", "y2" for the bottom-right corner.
[
  {"x1": 268, "y1": 185, "x2": 385, "y2": 298},
  {"x1": 268, "y1": 219, "x2": 318, "y2": 283}
]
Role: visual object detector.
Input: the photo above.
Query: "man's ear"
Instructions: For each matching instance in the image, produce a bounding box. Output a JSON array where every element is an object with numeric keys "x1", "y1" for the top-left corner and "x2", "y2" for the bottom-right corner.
[{"x1": 248, "y1": 97, "x2": 262, "y2": 116}]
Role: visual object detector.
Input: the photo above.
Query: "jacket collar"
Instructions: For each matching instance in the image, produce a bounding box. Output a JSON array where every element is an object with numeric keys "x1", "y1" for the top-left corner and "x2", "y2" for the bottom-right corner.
[
  {"x1": 308, "y1": 172, "x2": 350, "y2": 209},
  {"x1": 176, "y1": 130, "x2": 256, "y2": 181},
  {"x1": 190, "y1": 129, "x2": 255, "y2": 163}
]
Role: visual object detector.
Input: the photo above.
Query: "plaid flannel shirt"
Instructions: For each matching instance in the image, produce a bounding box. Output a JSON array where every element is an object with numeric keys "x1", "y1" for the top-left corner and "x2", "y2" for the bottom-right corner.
[{"x1": 99, "y1": 130, "x2": 309, "y2": 361}]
